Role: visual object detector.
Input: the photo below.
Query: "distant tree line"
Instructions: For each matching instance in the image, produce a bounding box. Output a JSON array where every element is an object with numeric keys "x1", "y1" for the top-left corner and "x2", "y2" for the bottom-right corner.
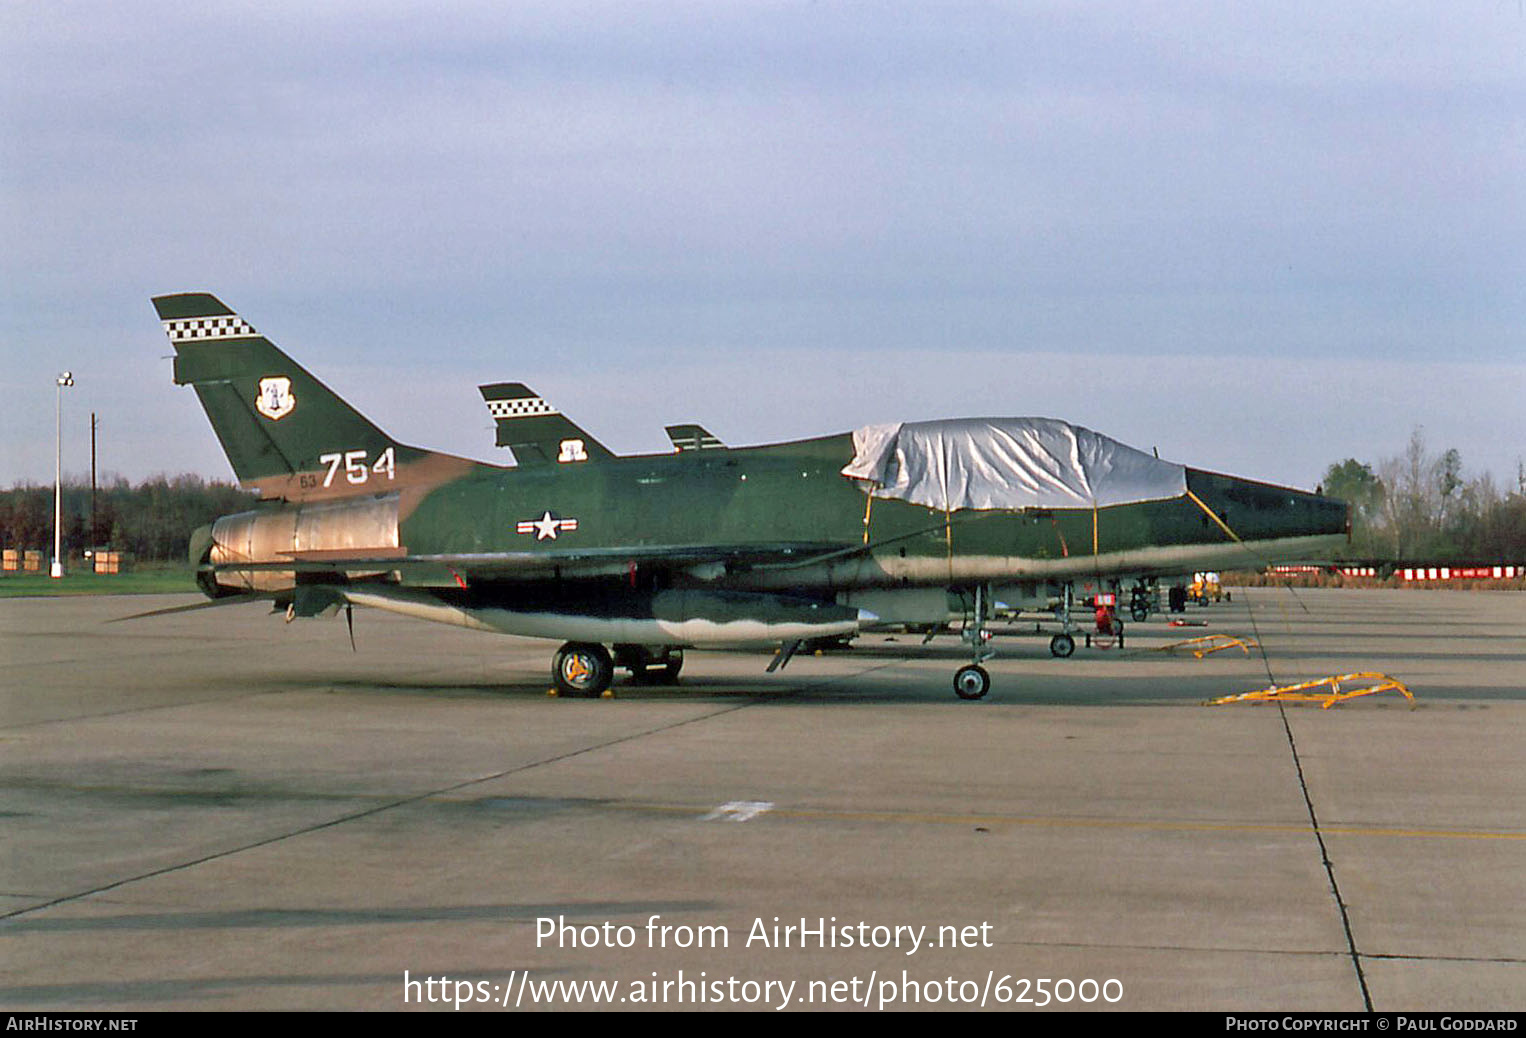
[
  {"x1": 1323, "y1": 430, "x2": 1525, "y2": 562},
  {"x1": 0, "y1": 475, "x2": 257, "y2": 564}
]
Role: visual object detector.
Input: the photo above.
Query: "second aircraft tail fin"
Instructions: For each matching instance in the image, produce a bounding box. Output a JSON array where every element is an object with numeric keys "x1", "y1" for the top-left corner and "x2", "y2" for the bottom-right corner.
[{"x1": 478, "y1": 382, "x2": 614, "y2": 465}]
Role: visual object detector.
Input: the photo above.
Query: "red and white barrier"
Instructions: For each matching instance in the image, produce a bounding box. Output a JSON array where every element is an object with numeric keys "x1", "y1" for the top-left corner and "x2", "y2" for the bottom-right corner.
[{"x1": 1400, "y1": 565, "x2": 1521, "y2": 581}]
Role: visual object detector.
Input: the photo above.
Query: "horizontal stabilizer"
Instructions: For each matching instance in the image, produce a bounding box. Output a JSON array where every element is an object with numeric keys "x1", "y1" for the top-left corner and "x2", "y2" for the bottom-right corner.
[
  {"x1": 479, "y1": 383, "x2": 614, "y2": 465},
  {"x1": 110, "y1": 592, "x2": 275, "y2": 622},
  {"x1": 665, "y1": 423, "x2": 726, "y2": 452}
]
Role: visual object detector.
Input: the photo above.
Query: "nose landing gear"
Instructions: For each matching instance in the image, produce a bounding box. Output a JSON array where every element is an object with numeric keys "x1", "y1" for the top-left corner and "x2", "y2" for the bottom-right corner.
[
  {"x1": 953, "y1": 663, "x2": 990, "y2": 700},
  {"x1": 953, "y1": 584, "x2": 997, "y2": 700}
]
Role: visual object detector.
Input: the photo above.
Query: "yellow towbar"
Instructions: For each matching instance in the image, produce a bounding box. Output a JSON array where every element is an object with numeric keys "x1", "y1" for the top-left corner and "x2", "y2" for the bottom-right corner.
[
  {"x1": 1154, "y1": 634, "x2": 1259, "y2": 658},
  {"x1": 1210, "y1": 672, "x2": 1414, "y2": 709}
]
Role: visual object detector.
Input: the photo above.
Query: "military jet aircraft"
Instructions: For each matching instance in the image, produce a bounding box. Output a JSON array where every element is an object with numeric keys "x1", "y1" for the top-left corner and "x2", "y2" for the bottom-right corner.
[{"x1": 152, "y1": 292, "x2": 1348, "y2": 699}]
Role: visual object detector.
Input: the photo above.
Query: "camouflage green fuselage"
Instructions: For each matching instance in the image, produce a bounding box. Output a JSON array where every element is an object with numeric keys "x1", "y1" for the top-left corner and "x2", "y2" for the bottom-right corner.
[{"x1": 395, "y1": 433, "x2": 1347, "y2": 595}]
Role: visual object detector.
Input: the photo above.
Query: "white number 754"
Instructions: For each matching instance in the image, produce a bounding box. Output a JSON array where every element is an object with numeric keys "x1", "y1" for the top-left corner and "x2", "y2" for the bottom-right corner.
[{"x1": 318, "y1": 447, "x2": 395, "y2": 487}]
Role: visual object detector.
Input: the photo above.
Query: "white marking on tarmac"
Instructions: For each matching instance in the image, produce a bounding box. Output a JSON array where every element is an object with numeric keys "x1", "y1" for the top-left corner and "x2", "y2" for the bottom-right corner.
[{"x1": 700, "y1": 800, "x2": 775, "y2": 822}]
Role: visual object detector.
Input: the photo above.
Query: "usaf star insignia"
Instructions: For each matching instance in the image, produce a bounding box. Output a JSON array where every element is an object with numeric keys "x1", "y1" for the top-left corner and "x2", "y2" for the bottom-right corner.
[{"x1": 517, "y1": 511, "x2": 579, "y2": 541}]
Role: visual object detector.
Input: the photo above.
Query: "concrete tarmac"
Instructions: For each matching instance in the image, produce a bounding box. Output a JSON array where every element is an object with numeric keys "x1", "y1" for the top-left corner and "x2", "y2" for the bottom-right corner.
[{"x1": 1, "y1": 587, "x2": 1521, "y2": 1011}]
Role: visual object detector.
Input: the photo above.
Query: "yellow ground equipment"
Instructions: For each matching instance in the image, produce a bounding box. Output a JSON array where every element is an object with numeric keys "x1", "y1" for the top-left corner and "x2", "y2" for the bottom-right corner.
[
  {"x1": 1209, "y1": 672, "x2": 1414, "y2": 709},
  {"x1": 1188, "y1": 571, "x2": 1225, "y2": 604},
  {"x1": 1153, "y1": 634, "x2": 1259, "y2": 658}
]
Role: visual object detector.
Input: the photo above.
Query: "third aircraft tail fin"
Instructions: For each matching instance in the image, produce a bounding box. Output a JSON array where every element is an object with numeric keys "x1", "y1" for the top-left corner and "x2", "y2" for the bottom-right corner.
[{"x1": 665, "y1": 423, "x2": 726, "y2": 452}]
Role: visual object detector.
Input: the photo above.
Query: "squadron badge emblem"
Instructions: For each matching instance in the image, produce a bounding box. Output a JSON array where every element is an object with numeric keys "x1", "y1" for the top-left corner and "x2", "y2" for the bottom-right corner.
[{"x1": 255, "y1": 377, "x2": 296, "y2": 421}]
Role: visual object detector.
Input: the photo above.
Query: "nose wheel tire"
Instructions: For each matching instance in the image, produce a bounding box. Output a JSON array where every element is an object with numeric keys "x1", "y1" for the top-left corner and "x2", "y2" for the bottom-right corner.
[
  {"x1": 553, "y1": 642, "x2": 614, "y2": 697},
  {"x1": 1050, "y1": 633, "x2": 1076, "y2": 658},
  {"x1": 953, "y1": 664, "x2": 991, "y2": 700}
]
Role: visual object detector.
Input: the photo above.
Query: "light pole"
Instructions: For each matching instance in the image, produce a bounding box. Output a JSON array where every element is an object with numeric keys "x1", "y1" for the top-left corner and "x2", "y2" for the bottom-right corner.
[{"x1": 52, "y1": 371, "x2": 74, "y2": 579}]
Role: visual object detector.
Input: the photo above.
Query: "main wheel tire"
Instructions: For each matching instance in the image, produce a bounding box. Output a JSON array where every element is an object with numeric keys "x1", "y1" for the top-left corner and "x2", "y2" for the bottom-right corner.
[
  {"x1": 1050, "y1": 633, "x2": 1076, "y2": 658},
  {"x1": 553, "y1": 642, "x2": 613, "y2": 698},
  {"x1": 1131, "y1": 603, "x2": 1149, "y2": 622},
  {"x1": 953, "y1": 664, "x2": 991, "y2": 700}
]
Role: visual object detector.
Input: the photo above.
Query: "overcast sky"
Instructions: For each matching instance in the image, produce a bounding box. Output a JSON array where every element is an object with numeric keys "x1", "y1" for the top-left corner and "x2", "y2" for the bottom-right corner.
[{"x1": 3, "y1": 1, "x2": 1522, "y2": 492}]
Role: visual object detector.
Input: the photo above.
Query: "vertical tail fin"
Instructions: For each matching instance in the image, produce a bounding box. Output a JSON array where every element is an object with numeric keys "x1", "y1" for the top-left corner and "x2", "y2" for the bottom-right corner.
[
  {"x1": 478, "y1": 382, "x2": 614, "y2": 465},
  {"x1": 155, "y1": 293, "x2": 477, "y2": 499}
]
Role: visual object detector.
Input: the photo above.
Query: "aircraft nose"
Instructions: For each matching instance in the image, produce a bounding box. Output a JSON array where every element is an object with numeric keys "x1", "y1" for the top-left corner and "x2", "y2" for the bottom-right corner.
[{"x1": 1185, "y1": 469, "x2": 1349, "y2": 545}]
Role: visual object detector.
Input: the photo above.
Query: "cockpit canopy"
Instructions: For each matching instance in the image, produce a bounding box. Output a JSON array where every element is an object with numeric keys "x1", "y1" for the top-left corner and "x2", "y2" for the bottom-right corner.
[{"x1": 840, "y1": 417, "x2": 1188, "y2": 512}]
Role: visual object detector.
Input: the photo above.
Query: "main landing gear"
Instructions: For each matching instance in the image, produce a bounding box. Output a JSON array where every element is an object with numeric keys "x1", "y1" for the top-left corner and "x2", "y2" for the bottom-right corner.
[
  {"x1": 552, "y1": 642, "x2": 613, "y2": 697},
  {"x1": 552, "y1": 642, "x2": 685, "y2": 697},
  {"x1": 953, "y1": 585, "x2": 997, "y2": 700}
]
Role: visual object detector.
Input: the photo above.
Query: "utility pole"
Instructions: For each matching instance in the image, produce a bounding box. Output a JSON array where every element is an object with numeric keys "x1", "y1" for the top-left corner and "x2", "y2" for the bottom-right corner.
[
  {"x1": 91, "y1": 413, "x2": 98, "y2": 550},
  {"x1": 52, "y1": 372, "x2": 74, "y2": 579}
]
